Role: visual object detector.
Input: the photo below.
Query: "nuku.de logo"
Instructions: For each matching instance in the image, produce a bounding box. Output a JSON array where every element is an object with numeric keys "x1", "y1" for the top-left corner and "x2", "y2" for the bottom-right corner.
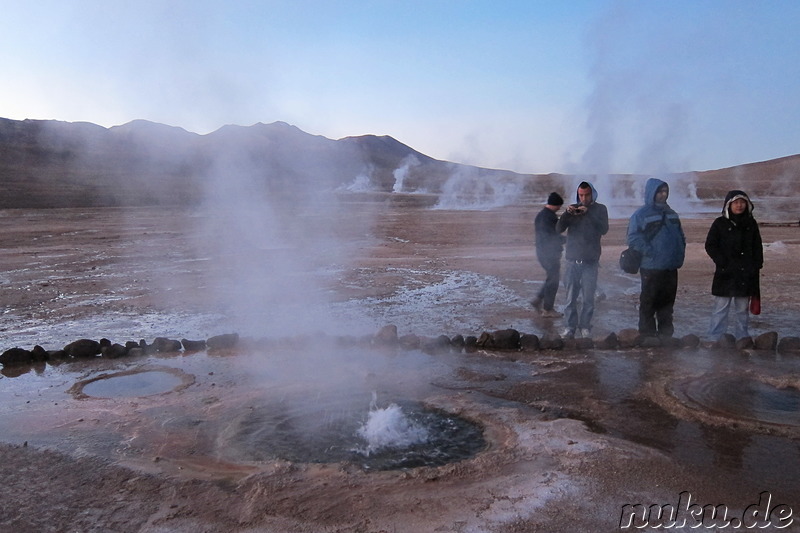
[{"x1": 619, "y1": 491, "x2": 793, "y2": 529}]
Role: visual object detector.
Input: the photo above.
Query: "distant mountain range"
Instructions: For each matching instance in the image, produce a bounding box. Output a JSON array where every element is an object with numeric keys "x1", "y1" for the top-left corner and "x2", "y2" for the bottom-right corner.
[{"x1": 0, "y1": 117, "x2": 797, "y2": 209}]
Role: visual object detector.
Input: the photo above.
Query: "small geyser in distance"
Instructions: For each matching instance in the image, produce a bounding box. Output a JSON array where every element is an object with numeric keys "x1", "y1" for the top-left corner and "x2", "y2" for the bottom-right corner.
[{"x1": 670, "y1": 373, "x2": 800, "y2": 429}]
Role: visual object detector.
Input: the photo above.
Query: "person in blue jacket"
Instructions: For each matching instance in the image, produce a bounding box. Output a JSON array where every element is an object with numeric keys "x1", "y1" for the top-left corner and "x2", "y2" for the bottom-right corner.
[{"x1": 626, "y1": 178, "x2": 686, "y2": 338}]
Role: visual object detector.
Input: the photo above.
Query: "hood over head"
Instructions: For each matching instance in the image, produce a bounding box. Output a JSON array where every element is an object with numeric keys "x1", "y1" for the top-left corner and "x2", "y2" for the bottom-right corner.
[
  {"x1": 576, "y1": 181, "x2": 598, "y2": 205},
  {"x1": 644, "y1": 178, "x2": 668, "y2": 207},
  {"x1": 722, "y1": 189, "x2": 754, "y2": 219}
]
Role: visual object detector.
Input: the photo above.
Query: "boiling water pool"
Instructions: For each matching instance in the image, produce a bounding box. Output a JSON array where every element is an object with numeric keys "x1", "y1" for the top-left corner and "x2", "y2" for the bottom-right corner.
[{"x1": 219, "y1": 396, "x2": 486, "y2": 470}]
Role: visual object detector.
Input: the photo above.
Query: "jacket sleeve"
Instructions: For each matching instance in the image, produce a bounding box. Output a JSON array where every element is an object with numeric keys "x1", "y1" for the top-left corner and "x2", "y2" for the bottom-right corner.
[
  {"x1": 704, "y1": 220, "x2": 725, "y2": 267},
  {"x1": 754, "y1": 224, "x2": 764, "y2": 270},
  {"x1": 593, "y1": 204, "x2": 609, "y2": 236},
  {"x1": 626, "y1": 211, "x2": 650, "y2": 253},
  {"x1": 555, "y1": 212, "x2": 571, "y2": 234}
]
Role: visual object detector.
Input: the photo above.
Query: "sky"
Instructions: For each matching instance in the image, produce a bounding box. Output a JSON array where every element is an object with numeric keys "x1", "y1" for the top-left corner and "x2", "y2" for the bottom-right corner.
[{"x1": 1, "y1": 0, "x2": 799, "y2": 175}]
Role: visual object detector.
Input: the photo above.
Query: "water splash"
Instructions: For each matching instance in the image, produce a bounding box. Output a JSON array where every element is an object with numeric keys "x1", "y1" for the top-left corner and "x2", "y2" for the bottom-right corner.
[{"x1": 356, "y1": 395, "x2": 429, "y2": 456}]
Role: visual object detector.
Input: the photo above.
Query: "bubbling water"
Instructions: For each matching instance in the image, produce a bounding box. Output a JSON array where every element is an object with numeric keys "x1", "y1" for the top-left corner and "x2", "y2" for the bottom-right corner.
[{"x1": 355, "y1": 402, "x2": 429, "y2": 456}]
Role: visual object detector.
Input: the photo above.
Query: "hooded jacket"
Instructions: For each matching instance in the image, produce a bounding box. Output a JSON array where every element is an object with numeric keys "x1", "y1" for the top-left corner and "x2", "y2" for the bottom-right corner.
[
  {"x1": 705, "y1": 190, "x2": 763, "y2": 297},
  {"x1": 556, "y1": 182, "x2": 609, "y2": 262},
  {"x1": 626, "y1": 178, "x2": 686, "y2": 270}
]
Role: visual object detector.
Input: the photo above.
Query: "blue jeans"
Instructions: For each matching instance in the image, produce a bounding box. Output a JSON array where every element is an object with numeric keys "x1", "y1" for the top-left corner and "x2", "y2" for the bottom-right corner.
[
  {"x1": 709, "y1": 296, "x2": 750, "y2": 340},
  {"x1": 563, "y1": 260, "x2": 598, "y2": 331}
]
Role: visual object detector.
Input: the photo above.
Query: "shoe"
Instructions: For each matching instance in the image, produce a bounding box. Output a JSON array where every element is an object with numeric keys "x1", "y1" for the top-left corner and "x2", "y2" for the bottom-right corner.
[
  {"x1": 578, "y1": 328, "x2": 592, "y2": 339},
  {"x1": 541, "y1": 309, "x2": 563, "y2": 318},
  {"x1": 530, "y1": 297, "x2": 542, "y2": 312},
  {"x1": 561, "y1": 328, "x2": 575, "y2": 339}
]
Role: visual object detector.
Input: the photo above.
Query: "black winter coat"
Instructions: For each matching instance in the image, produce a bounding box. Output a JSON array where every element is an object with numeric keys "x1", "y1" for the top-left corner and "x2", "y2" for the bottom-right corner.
[{"x1": 704, "y1": 193, "x2": 763, "y2": 297}]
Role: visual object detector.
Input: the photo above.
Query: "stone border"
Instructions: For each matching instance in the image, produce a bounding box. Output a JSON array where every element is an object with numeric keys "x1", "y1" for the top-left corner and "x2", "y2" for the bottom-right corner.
[{"x1": 2, "y1": 325, "x2": 800, "y2": 369}]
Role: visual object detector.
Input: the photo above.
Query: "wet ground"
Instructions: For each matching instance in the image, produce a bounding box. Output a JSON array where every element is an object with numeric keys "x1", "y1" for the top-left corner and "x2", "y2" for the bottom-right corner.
[{"x1": 2, "y1": 201, "x2": 800, "y2": 532}]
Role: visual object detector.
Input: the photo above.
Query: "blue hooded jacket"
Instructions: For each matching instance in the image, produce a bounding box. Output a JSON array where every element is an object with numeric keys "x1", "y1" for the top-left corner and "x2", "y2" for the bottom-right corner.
[{"x1": 626, "y1": 178, "x2": 686, "y2": 270}]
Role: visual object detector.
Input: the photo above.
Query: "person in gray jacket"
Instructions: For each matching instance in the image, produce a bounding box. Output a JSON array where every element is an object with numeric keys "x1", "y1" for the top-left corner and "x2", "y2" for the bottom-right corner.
[
  {"x1": 556, "y1": 181, "x2": 609, "y2": 338},
  {"x1": 627, "y1": 178, "x2": 686, "y2": 338}
]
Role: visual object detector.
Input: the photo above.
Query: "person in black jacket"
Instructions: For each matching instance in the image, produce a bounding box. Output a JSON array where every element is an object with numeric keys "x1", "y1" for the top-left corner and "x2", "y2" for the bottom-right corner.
[
  {"x1": 704, "y1": 190, "x2": 763, "y2": 341},
  {"x1": 556, "y1": 181, "x2": 609, "y2": 338},
  {"x1": 531, "y1": 192, "x2": 565, "y2": 318}
]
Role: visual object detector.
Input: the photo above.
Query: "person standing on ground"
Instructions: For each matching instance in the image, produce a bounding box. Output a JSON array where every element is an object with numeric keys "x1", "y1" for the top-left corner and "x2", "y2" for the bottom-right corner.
[
  {"x1": 556, "y1": 181, "x2": 609, "y2": 339},
  {"x1": 531, "y1": 192, "x2": 565, "y2": 318},
  {"x1": 627, "y1": 178, "x2": 686, "y2": 338},
  {"x1": 704, "y1": 190, "x2": 763, "y2": 341}
]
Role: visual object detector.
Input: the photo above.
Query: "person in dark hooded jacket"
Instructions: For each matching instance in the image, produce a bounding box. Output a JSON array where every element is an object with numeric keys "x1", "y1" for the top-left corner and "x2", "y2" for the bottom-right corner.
[
  {"x1": 704, "y1": 190, "x2": 763, "y2": 341},
  {"x1": 556, "y1": 181, "x2": 609, "y2": 338},
  {"x1": 627, "y1": 178, "x2": 686, "y2": 337}
]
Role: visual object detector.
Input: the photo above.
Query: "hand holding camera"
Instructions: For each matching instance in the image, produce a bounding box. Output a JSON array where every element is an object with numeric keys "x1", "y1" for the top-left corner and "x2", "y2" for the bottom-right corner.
[{"x1": 567, "y1": 203, "x2": 587, "y2": 215}]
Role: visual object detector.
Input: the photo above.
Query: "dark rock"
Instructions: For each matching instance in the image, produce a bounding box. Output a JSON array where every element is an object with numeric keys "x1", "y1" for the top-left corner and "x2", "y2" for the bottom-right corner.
[
  {"x1": 99, "y1": 338, "x2": 112, "y2": 348},
  {"x1": 125, "y1": 341, "x2": 140, "y2": 351},
  {"x1": 0, "y1": 348, "x2": 33, "y2": 366},
  {"x1": 373, "y1": 325, "x2": 398, "y2": 345},
  {"x1": 101, "y1": 343, "x2": 128, "y2": 358},
  {"x1": 477, "y1": 329, "x2": 521, "y2": 351},
  {"x1": 594, "y1": 332, "x2": 618, "y2": 350},
  {"x1": 777, "y1": 336, "x2": 800, "y2": 354},
  {"x1": 735, "y1": 336, "x2": 754, "y2": 350},
  {"x1": 139, "y1": 339, "x2": 159, "y2": 355},
  {"x1": 539, "y1": 335, "x2": 564, "y2": 350},
  {"x1": 477, "y1": 331, "x2": 494, "y2": 349},
  {"x1": 714, "y1": 334, "x2": 737, "y2": 350},
  {"x1": 207, "y1": 333, "x2": 239, "y2": 350},
  {"x1": 617, "y1": 329, "x2": 640, "y2": 349},
  {"x1": 754, "y1": 331, "x2": 778, "y2": 351},
  {"x1": 681, "y1": 334, "x2": 700, "y2": 349},
  {"x1": 181, "y1": 338, "x2": 207, "y2": 352},
  {"x1": 464, "y1": 336, "x2": 478, "y2": 353},
  {"x1": 30, "y1": 345, "x2": 49, "y2": 361},
  {"x1": 450, "y1": 335, "x2": 466, "y2": 352},
  {"x1": 153, "y1": 337, "x2": 182, "y2": 352},
  {"x1": 64, "y1": 339, "x2": 101, "y2": 358},
  {"x1": 639, "y1": 336, "x2": 662, "y2": 348},
  {"x1": 127, "y1": 347, "x2": 145, "y2": 358},
  {"x1": 422, "y1": 335, "x2": 452, "y2": 355},
  {"x1": 491, "y1": 329, "x2": 521, "y2": 350},
  {"x1": 398, "y1": 334, "x2": 420, "y2": 350},
  {"x1": 520, "y1": 333, "x2": 540, "y2": 351},
  {"x1": 661, "y1": 336, "x2": 683, "y2": 349}
]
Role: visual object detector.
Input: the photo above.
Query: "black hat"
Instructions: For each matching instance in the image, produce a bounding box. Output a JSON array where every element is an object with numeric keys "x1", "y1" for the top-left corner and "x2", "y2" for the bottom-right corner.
[{"x1": 547, "y1": 192, "x2": 564, "y2": 206}]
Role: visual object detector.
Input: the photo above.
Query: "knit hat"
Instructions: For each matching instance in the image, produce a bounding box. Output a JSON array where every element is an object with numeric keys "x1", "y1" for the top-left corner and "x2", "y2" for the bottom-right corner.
[{"x1": 546, "y1": 192, "x2": 564, "y2": 206}]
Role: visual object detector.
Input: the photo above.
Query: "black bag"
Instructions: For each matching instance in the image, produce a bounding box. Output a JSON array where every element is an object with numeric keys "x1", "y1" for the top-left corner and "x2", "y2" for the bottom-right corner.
[
  {"x1": 619, "y1": 247, "x2": 642, "y2": 274},
  {"x1": 620, "y1": 212, "x2": 666, "y2": 274}
]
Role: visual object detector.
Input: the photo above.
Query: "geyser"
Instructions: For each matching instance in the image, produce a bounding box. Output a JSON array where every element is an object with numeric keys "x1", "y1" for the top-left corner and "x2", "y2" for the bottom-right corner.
[{"x1": 217, "y1": 394, "x2": 486, "y2": 470}]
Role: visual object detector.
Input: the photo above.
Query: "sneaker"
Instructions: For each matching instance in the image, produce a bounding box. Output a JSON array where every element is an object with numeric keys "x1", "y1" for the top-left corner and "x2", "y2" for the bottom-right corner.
[
  {"x1": 541, "y1": 309, "x2": 564, "y2": 318},
  {"x1": 561, "y1": 328, "x2": 575, "y2": 339},
  {"x1": 578, "y1": 328, "x2": 592, "y2": 339}
]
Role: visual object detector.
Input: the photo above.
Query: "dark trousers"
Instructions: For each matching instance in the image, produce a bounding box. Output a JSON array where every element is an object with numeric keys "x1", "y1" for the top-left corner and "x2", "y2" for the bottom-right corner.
[
  {"x1": 537, "y1": 258, "x2": 561, "y2": 311},
  {"x1": 639, "y1": 268, "x2": 678, "y2": 337}
]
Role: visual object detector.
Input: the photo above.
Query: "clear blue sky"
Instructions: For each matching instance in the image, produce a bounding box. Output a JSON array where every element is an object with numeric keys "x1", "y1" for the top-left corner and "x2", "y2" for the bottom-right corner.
[{"x1": 2, "y1": 0, "x2": 798, "y2": 174}]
